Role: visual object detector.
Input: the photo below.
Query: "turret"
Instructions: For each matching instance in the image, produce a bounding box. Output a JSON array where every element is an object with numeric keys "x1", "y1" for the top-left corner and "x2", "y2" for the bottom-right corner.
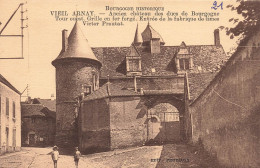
[
  {"x1": 52, "y1": 22, "x2": 101, "y2": 147},
  {"x1": 133, "y1": 23, "x2": 142, "y2": 46},
  {"x1": 141, "y1": 22, "x2": 165, "y2": 54}
]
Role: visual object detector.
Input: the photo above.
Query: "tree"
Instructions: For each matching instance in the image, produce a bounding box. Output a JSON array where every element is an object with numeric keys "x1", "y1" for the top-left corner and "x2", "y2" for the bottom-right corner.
[{"x1": 222, "y1": 0, "x2": 260, "y2": 39}]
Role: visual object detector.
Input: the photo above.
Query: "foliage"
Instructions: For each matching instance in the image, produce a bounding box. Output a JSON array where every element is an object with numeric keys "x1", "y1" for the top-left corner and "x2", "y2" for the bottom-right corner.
[{"x1": 220, "y1": 0, "x2": 260, "y2": 39}]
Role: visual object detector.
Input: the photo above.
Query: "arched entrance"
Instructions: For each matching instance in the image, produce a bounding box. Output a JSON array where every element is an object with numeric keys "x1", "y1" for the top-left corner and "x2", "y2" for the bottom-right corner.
[{"x1": 147, "y1": 102, "x2": 181, "y2": 144}]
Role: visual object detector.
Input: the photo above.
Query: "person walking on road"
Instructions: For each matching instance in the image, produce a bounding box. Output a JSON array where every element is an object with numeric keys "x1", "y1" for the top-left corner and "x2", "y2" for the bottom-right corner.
[
  {"x1": 51, "y1": 145, "x2": 59, "y2": 168},
  {"x1": 74, "y1": 147, "x2": 81, "y2": 168}
]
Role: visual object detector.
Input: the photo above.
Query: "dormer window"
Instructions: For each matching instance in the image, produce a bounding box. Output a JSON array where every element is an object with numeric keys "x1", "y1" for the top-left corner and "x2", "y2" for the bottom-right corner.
[
  {"x1": 126, "y1": 56, "x2": 142, "y2": 76},
  {"x1": 128, "y1": 58, "x2": 140, "y2": 71},
  {"x1": 175, "y1": 41, "x2": 193, "y2": 73},
  {"x1": 126, "y1": 45, "x2": 142, "y2": 76},
  {"x1": 179, "y1": 58, "x2": 190, "y2": 70}
]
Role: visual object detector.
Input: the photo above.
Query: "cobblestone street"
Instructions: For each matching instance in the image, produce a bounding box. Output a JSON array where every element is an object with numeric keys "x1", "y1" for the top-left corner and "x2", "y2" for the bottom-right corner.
[{"x1": 0, "y1": 144, "x2": 220, "y2": 168}]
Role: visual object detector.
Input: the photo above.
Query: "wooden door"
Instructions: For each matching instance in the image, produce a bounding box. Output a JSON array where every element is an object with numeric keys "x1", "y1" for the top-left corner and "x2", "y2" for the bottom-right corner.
[{"x1": 29, "y1": 134, "x2": 35, "y2": 145}]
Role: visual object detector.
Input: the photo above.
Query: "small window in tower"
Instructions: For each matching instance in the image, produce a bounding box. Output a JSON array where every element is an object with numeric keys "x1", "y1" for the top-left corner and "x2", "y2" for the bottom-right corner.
[
  {"x1": 83, "y1": 85, "x2": 92, "y2": 96},
  {"x1": 179, "y1": 59, "x2": 190, "y2": 70}
]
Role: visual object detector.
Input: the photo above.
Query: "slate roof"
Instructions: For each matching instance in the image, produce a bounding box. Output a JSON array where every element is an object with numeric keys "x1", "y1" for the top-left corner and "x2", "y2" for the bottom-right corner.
[
  {"x1": 92, "y1": 45, "x2": 227, "y2": 78},
  {"x1": 21, "y1": 104, "x2": 56, "y2": 118},
  {"x1": 21, "y1": 104, "x2": 46, "y2": 117},
  {"x1": 52, "y1": 22, "x2": 101, "y2": 66},
  {"x1": 33, "y1": 98, "x2": 56, "y2": 112},
  {"x1": 0, "y1": 74, "x2": 20, "y2": 94},
  {"x1": 84, "y1": 82, "x2": 140, "y2": 101},
  {"x1": 91, "y1": 44, "x2": 227, "y2": 100}
]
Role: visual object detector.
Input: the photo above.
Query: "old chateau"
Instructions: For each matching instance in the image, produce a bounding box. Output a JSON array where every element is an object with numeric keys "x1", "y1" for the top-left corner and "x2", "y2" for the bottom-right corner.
[{"x1": 52, "y1": 21, "x2": 227, "y2": 153}]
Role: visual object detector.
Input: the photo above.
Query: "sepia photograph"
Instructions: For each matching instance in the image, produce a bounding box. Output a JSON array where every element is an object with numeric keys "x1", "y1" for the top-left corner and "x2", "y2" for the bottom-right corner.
[{"x1": 0, "y1": 0, "x2": 259, "y2": 167}]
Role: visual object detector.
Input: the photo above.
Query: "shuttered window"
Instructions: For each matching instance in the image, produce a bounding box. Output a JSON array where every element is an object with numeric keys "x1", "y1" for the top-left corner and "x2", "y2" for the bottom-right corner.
[
  {"x1": 6, "y1": 98, "x2": 9, "y2": 116},
  {"x1": 13, "y1": 101, "x2": 15, "y2": 118}
]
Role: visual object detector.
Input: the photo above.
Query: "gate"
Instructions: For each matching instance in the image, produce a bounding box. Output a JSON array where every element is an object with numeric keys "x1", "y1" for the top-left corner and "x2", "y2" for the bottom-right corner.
[{"x1": 147, "y1": 103, "x2": 180, "y2": 143}]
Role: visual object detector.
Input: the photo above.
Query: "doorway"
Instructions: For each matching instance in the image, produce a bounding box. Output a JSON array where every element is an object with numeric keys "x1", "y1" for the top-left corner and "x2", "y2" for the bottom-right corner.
[{"x1": 29, "y1": 134, "x2": 35, "y2": 146}]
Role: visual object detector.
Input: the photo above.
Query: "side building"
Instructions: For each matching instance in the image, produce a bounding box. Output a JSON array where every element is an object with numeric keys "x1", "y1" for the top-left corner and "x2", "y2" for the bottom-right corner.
[
  {"x1": 0, "y1": 74, "x2": 21, "y2": 155},
  {"x1": 21, "y1": 98, "x2": 56, "y2": 147},
  {"x1": 188, "y1": 28, "x2": 260, "y2": 168}
]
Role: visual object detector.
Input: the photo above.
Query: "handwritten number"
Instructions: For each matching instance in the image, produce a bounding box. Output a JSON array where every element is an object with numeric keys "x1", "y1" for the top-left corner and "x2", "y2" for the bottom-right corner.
[{"x1": 211, "y1": 1, "x2": 223, "y2": 10}]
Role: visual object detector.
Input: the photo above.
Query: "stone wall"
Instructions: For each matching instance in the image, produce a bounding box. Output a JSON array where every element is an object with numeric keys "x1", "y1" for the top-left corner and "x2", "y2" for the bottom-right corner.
[
  {"x1": 55, "y1": 59, "x2": 100, "y2": 146},
  {"x1": 190, "y1": 30, "x2": 260, "y2": 168},
  {"x1": 109, "y1": 97, "x2": 147, "y2": 149},
  {"x1": 79, "y1": 98, "x2": 110, "y2": 153},
  {"x1": 22, "y1": 117, "x2": 55, "y2": 146},
  {"x1": 0, "y1": 82, "x2": 21, "y2": 155}
]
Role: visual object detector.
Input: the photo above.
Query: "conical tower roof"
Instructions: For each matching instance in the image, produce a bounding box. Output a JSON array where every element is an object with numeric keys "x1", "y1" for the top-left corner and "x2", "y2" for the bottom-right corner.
[
  {"x1": 133, "y1": 23, "x2": 142, "y2": 45},
  {"x1": 52, "y1": 22, "x2": 101, "y2": 66},
  {"x1": 141, "y1": 23, "x2": 165, "y2": 45}
]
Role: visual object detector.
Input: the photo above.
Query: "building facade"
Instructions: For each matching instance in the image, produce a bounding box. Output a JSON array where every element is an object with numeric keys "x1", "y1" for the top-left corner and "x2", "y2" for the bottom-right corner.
[
  {"x1": 52, "y1": 22, "x2": 227, "y2": 150},
  {"x1": 21, "y1": 98, "x2": 56, "y2": 146},
  {"x1": 0, "y1": 74, "x2": 21, "y2": 155}
]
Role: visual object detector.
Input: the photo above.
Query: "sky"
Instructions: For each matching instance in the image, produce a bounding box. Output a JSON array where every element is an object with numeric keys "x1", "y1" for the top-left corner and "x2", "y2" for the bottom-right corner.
[{"x1": 0, "y1": 0, "x2": 240, "y2": 99}]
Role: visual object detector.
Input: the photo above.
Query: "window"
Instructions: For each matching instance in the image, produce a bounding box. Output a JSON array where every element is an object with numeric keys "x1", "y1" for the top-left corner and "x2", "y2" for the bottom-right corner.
[
  {"x1": 179, "y1": 58, "x2": 190, "y2": 70},
  {"x1": 128, "y1": 59, "x2": 140, "y2": 71},
  {"x1": 126, "y1": 56, "x2": 142, "y2": 76},
  {"x1": 82, "y1": 85, "x2": 92, "y2": 96},
  {"x1": 6, "y1": 98, "x2": 9, "y2": 116},
  {"x1": 13, "y1": 102, "x2": 15, "y2": 118}
]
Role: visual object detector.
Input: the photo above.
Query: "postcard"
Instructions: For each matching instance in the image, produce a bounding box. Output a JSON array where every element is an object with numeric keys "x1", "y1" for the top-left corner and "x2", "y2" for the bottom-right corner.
[{"x1": 0, "y1": 0, "x2": 259, "y2": 168}]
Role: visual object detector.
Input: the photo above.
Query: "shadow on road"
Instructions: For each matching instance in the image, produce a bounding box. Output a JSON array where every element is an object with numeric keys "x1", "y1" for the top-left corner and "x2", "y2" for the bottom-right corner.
[{"x1": 155, "y1": 143, "x2": 222, "y2": 168}]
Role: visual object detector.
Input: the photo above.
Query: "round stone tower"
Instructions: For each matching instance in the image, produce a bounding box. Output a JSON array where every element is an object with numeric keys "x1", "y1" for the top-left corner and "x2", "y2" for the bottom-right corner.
[{"x1": 52, "y1": 22, "x2": 102, "y2": 147}]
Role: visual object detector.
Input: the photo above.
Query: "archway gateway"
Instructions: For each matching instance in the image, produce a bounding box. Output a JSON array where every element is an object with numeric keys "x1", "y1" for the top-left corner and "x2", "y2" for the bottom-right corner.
[
  {"x1": 143, "y1": 94, "x2": 185, "y2": 144},
  {"x1": 147, "y1": 102, "x2": 181, "y2": 143}
]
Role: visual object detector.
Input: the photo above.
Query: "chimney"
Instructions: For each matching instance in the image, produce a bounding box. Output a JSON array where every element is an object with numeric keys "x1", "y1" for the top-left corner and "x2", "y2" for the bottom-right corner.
[
  {"x1": 214, "y1": 29, "x2": 220, "y2": 46},
  {"x1": 62, "y1": 29, "x2": 68, "y2": 52},
  {"x1": 150, "y1": 39, "x2": 161, "y2": 53}
]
